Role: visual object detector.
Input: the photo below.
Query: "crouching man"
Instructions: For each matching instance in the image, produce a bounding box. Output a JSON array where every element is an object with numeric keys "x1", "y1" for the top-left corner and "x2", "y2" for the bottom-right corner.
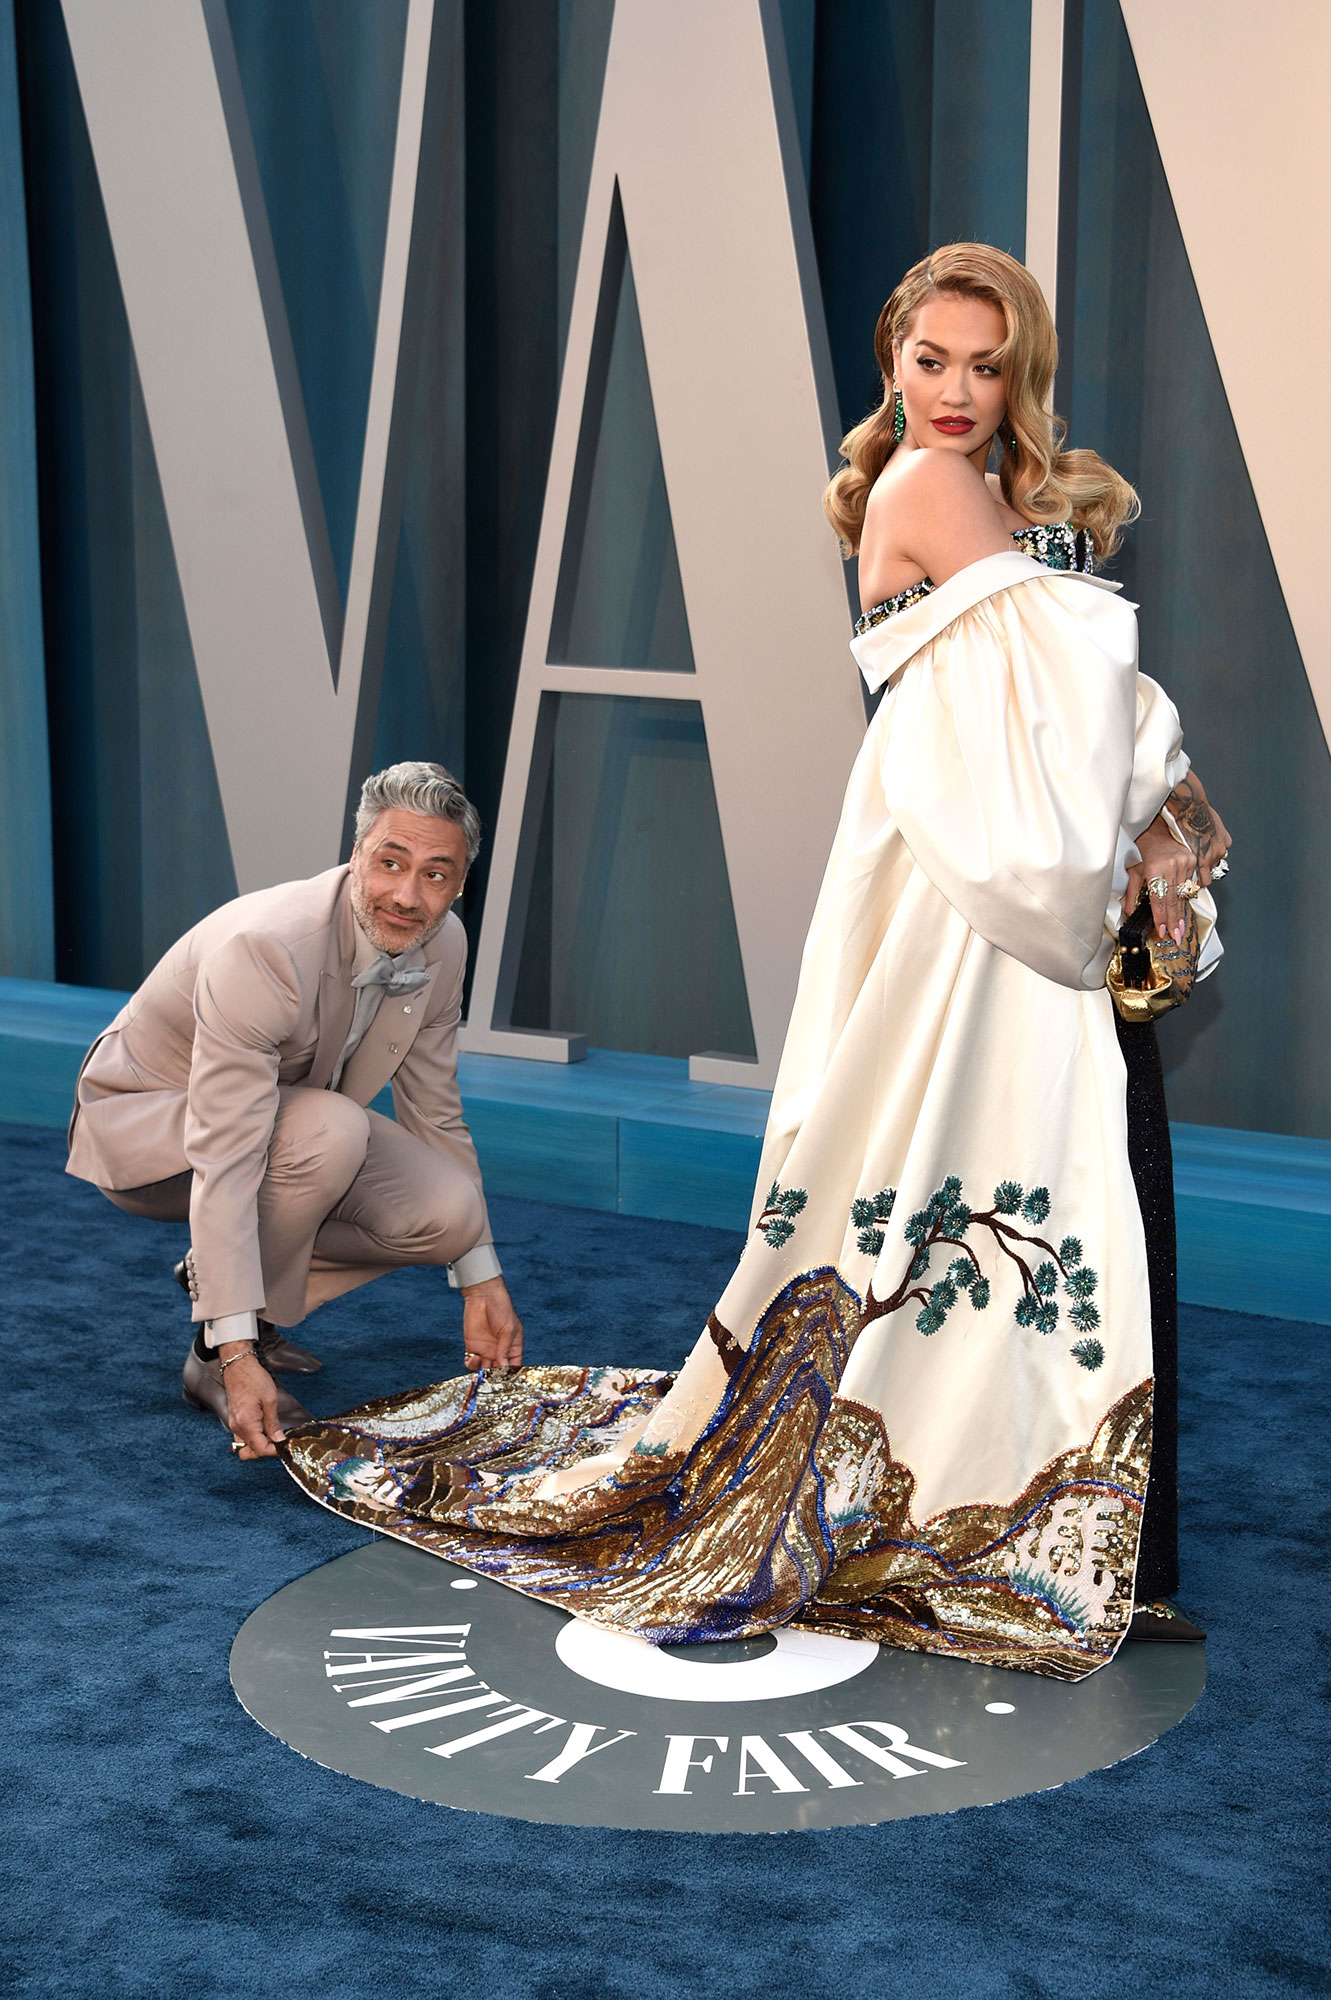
[{"x1": 66, "y1": 761, "x2": 522, "y2": 1461}]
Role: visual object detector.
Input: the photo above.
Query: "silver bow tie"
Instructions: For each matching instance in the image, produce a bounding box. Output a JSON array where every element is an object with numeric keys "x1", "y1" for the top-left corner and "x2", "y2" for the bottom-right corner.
[{"x1": 352, "y1": 954, "x2": 430, "y2": 995}]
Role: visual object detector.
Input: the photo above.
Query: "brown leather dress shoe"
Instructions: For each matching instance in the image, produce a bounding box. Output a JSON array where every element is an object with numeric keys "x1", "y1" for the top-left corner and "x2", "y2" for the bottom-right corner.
[
  {"x1": 173, "y1": 1258, "x2": 322, "y2": 1372},
  {"x1": 255, "y1": 1323, "x2": 324, "y2": 1375},
  {"x1": 181, "y1": 1340, "x2": 313, "y2": 1434}
]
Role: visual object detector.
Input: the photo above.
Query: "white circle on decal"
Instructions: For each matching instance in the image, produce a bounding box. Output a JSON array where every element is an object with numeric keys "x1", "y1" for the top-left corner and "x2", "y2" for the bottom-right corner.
[
  {"x1": 985, "y1": 1702, "x2": 1016, "y2": 1715},
  {"x1": 555, "y1": 1618, "x2": 878, "y2": 1703}
]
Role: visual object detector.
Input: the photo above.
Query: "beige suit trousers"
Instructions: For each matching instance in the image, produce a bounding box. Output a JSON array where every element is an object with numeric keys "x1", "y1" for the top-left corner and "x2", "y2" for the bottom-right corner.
[{"x1": 105, "y1": 1087, "x2": 486, "y2": 1327}]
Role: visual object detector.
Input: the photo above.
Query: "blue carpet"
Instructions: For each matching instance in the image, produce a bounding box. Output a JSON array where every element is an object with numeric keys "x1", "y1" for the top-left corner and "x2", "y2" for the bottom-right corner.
[{"x1": 1, "y1": 1122, "x2": 1327, "y2": 2000}]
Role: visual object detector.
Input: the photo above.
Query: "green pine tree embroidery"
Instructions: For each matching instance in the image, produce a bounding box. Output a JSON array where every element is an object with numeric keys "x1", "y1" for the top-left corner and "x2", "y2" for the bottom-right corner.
[
  {"x1": 849, "y1": 1187, "x2": 896, "y2": 1257},
  {"x1": 754, "y1": 1181, "x2": 808, "y2": 1249},
  {"x1": 855, "y1": 1175, "x2": 1102, "y2": 1367}
]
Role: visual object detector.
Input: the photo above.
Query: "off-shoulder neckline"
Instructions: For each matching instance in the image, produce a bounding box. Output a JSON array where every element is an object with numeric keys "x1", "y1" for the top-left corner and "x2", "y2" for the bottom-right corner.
[{"x1": 856, "y1": 522, "x2": 1094, "y2": 637}]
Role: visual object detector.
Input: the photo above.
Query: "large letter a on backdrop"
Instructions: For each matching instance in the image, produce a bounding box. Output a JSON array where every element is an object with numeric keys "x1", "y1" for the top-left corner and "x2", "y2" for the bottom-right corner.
[{"x1": 459, "y1": 0, "x2": 865, "y2": 1088}]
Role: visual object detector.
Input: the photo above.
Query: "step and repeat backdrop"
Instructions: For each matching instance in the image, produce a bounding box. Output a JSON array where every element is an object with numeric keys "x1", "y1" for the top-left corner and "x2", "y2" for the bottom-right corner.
[{"x1": 0, "y1": 0, "x2": 1326, "y2": 1130}]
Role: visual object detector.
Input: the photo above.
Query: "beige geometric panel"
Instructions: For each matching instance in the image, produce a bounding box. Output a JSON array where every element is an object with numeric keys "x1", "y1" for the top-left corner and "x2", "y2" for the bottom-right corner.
[
  {"x1": 1121, "y1": 0, "x2": 1331, "y2": 751},
  {"x1": 1025, "y1": 0, "x2": 1065, "y2": 316}
]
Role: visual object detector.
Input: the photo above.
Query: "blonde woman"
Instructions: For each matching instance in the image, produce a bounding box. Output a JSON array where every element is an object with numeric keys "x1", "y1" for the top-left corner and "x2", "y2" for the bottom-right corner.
[
  {"x1": 826, "y1": 244, "x2": 1229, "y2": 1642},
  {"x1": 284, "y1": 246, "x2": 1226, "y2": 1680}
]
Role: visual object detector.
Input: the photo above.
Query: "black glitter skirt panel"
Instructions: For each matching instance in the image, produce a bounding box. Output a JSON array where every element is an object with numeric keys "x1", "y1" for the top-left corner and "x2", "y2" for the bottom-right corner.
[{"x1": 1116, "y1": 1012, "x2": 1179, "y2": 1598}]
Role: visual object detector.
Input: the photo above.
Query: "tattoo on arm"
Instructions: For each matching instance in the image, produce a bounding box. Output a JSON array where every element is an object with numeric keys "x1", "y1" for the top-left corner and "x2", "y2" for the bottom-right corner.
[{"x1": 1166, "y1": 777, "x2": 1217, "y2": 869}]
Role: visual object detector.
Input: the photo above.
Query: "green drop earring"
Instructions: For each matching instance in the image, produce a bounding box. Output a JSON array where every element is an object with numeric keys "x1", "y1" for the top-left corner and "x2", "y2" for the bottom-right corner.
[{"x1": 892, "y1": 389, "x2": 905, "y2": 445}]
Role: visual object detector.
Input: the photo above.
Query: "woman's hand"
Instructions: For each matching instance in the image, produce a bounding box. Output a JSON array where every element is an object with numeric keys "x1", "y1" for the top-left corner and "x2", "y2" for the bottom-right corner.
[
  {"x1": 1165, "y1": 771, "x2": 1232, "y2": 883},
  {"x1": 1125, "y1": 820, "x2": 1196, "y2": 943},
  {"x1": 1125, "y1": 770, "x2": 1231, "y2": 943}
]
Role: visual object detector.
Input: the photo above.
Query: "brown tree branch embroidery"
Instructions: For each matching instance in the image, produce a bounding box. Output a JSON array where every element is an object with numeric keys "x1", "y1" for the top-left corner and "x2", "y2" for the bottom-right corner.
[
  {"x1": 855, "y1": 1177, "x2": 1104, "y2": 1369},
  {"x1": 708, "y1": 1313, "x2": 745, "y2": 1378}
]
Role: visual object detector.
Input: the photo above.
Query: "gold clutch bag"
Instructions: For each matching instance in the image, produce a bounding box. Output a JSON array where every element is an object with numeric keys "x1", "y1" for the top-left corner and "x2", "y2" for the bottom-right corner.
[{"x1": 1107, "y1": 890, "x2": 1200, "y2": 1022}]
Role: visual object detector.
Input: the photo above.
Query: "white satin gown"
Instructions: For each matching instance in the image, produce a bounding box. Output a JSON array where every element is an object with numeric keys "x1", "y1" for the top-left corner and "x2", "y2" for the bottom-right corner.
[{"x1": 282, "y1": 548, "x2": 1216, "y2": 1682}]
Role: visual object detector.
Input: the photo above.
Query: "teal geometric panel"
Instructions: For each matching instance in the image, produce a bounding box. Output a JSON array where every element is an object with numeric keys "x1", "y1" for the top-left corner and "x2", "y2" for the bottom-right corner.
[
  {"x1": 809, "y1": 1, "x2": 935, "y2": 437},
  {"x1": 551, "y1": 217, "x2": 695, "y2": 675},
  {"x1": 512, "y1": 696, "x2": 755, "y2": 1063},
  {"x1": 371, "y1": 6, "x2": 467, "y2": 794},
  {"x1": 1064, "y1": 0, "x2": 1331, "y2": 1138},
  {"x1": 0, "y1": 0, "x2": 53, "y2": 979},
  {"x1": 225, "y1": 0, "x2": 409, "y2": 603},
  {"x1": 927, "y1": 0, "x2": 1030, "y2": 256}
]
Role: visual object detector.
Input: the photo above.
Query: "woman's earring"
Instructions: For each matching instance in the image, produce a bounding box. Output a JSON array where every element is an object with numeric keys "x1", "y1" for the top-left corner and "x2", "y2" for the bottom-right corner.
[
  {"x1": 1004, "y1": 422, "x2": 1018, "y2": 459},
  {"x1": 892, "y1": 389, "x2": 905, "y2": 445}
]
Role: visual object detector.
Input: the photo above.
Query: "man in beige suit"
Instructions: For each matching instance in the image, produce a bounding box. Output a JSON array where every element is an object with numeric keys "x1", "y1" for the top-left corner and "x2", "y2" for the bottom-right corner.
[{"x1": 67, "y1": 761, "x2": 522, "y2": 1462}]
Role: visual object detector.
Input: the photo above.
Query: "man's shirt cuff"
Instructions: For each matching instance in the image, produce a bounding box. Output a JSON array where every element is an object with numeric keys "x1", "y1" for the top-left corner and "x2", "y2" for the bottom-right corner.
[
  {"x1": 204, "y1": 1309, "x2": 260, "y2": 1348},
  {"x1": 447, "y1": 1244, "x2": 503, "y2": 1290}
]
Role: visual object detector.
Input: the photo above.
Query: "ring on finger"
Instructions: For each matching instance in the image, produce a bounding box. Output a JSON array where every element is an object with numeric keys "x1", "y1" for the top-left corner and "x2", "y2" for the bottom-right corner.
[
  {"x1": 230, "y1": 1437, "x2": 244, "y2": 1453},
  {"x1": 1178, "y1": 877, "x2": 1200, "y2": 899},
  {"x1": 1147, "y1": 875, "x2": 1171, "y2": 899}
]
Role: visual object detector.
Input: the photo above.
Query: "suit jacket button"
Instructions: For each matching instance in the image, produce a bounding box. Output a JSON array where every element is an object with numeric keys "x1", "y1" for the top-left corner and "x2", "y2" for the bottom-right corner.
[
  {"x1": 389, "y1": 1044, "x2": 399, "y2": 1054},
  {"x1": 403, "y1": 1005, "x2": 412, "y2": 1015}
]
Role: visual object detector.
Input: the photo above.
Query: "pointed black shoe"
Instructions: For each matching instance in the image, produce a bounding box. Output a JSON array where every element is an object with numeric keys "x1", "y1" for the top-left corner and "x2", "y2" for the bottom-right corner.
[
  {"x1": 173, "y1": 1257, "x2": 323, "y2": 1372},
  {"x1": 1127, "y1": 1599, "x2": 1206, "y2": 1643}
]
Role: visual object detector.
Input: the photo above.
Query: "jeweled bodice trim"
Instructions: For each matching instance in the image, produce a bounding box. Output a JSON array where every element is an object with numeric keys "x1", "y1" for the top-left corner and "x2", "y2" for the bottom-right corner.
[{"x1": 855, "y1": 521, "x2": 1094, "y2": 635}]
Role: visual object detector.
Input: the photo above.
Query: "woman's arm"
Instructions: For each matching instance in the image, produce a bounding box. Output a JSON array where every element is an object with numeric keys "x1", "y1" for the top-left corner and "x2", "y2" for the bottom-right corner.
[{"x1": 1124, "y1": 767, "x2": 1232, "y2": 941}]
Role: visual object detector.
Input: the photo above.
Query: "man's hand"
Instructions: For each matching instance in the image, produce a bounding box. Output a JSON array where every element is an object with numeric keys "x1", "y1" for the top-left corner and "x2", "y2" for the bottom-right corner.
[
  {"x1": 460, "y1": 1277, "x2": 523, "y2": 1373},
  {"x1": 220, "y1": 1344, "x2": 287, "y2": 1459}
]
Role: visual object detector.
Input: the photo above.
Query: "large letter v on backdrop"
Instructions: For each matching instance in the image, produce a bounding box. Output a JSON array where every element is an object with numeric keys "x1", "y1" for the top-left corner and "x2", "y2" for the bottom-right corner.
[{"x1": 61, "y1": 0, "x2": 452, "y2": 890}]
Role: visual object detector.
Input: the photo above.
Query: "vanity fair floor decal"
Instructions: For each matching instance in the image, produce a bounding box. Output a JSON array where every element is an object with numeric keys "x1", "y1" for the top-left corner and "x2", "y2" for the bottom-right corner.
[{"x1": 230, "y1": 1539, "x2": 1206, "y2": 1832}]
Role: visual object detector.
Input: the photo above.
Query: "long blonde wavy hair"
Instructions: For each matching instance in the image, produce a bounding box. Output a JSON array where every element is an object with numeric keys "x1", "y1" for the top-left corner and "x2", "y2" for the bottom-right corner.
[{"x1": 823, "y1": 243, "x2": 1138, "y2": 560}]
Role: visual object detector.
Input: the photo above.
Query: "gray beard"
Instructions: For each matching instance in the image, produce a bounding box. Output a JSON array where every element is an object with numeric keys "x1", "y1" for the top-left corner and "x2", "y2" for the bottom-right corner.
[{"x1": 349, "y1": 878, "x2": 449, "y2": 958}]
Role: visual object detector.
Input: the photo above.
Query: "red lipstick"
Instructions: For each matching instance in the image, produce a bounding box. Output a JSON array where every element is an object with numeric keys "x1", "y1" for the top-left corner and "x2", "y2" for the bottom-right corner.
[{"x1": 931, "y1": 418, "x2": 975, "y2": 434}]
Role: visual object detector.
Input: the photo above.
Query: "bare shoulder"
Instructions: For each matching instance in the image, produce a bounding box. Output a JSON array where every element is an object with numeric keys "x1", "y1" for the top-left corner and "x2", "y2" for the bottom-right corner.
[
  {"x1": 867, "y1": 449, "x2": 990, "y2": 530},
  {"x1": 863, "y1": 449, "x2": 1013, "y2": 587},
  {"x1": 895, "y1": 446, "x2": 991, "y2": 503}
]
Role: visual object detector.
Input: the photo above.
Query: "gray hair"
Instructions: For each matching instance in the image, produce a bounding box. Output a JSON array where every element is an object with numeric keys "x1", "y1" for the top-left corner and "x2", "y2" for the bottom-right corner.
[{"x1": 353, "y1": 761, "x2": 481, "y2": 866}]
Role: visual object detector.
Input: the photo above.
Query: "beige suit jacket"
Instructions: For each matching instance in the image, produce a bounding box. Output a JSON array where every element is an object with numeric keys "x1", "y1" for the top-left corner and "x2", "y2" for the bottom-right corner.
[{"x1": 66, "y1": 866, "x2": 491, "y2": 1316}]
